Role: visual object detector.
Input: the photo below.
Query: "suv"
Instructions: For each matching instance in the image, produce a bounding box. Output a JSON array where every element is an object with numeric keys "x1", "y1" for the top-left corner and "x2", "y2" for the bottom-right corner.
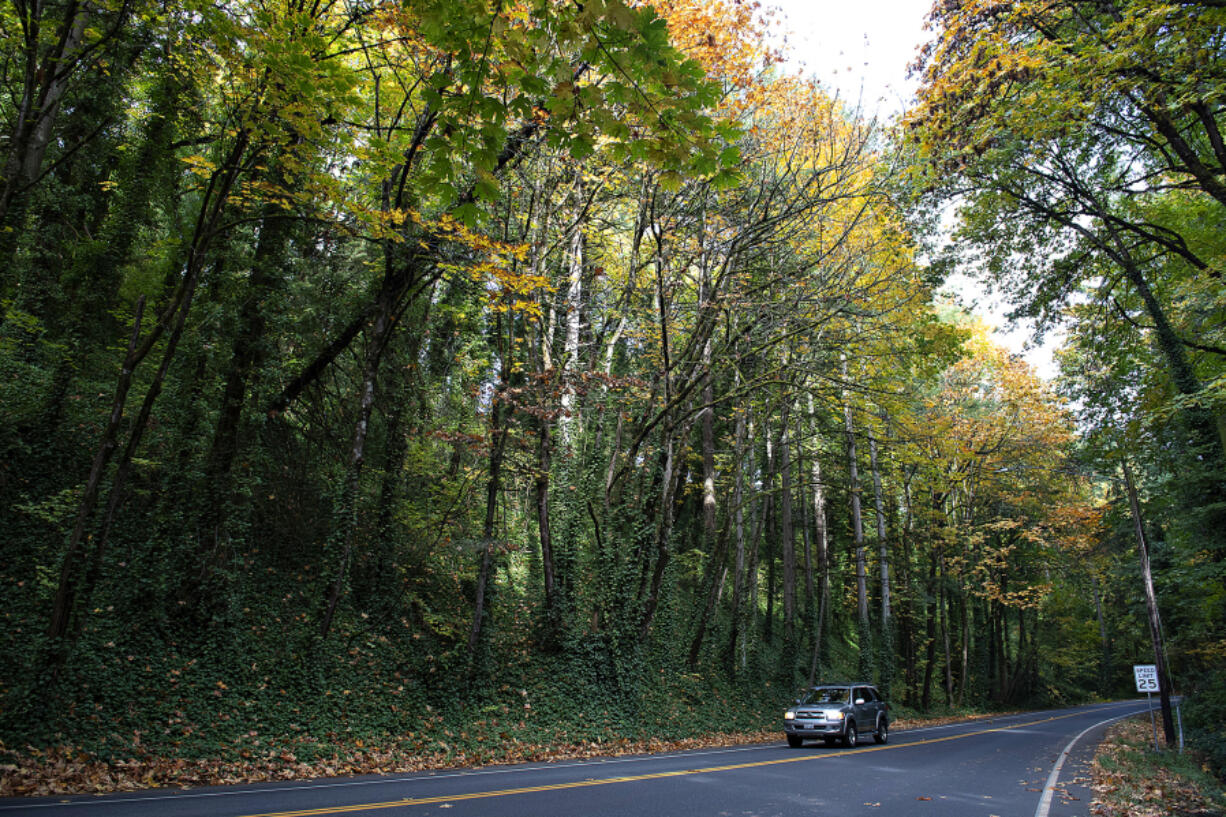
[{"x1": 783, "y1": 684, "x2": 888, "y2": 748}]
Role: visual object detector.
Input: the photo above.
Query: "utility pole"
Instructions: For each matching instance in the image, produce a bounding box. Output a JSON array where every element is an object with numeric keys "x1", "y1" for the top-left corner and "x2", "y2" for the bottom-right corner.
[{"x1": 1121, "y1": 456, "x2": 1176, "y2": 746}]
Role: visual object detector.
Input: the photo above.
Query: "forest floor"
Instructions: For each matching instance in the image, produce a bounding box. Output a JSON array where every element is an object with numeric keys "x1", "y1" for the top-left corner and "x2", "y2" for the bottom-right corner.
[
  {"x1": 0, "y1": 711, "x2": 1003, "y2": 797},
  {"x1": 1090, "y1": 716, "x2": 1226, "y2": 817}
]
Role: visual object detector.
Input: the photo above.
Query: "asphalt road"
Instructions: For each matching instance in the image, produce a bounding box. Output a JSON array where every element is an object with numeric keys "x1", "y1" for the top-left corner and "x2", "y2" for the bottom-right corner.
[{"x1": 0, "y1": 700, "x2": 1149, "y2": 817}]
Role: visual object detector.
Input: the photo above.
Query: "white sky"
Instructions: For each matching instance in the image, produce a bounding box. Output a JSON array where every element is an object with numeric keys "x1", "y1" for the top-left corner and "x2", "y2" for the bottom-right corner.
[
  {"x1": 768, "y1": 0, "x2": 930, "y2": 117},
  {"x1": 764, "y1": 0, "x2": 1060, "y2": 379}
]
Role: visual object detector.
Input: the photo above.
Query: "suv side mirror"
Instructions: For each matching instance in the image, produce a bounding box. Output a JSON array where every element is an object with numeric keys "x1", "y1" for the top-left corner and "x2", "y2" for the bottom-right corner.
[{"x1": 854, "y1": 698, "x2": 865, "y2": 705}]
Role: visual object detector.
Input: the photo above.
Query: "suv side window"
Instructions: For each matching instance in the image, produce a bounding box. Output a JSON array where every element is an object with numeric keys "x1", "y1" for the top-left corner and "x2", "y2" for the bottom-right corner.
[{"x1": 864, "y1": 687, "x2": 878, "y2": 702}]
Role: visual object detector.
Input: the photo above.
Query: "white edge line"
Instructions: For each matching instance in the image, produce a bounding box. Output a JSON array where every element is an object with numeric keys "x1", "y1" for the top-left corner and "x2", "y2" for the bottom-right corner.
[{"x1": 1033, "y1": 708, "x2": 1140, "y2": 817}]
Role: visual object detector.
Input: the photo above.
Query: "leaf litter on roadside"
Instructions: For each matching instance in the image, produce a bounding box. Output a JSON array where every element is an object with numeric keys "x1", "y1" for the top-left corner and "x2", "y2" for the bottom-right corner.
[{"x1": 1090, "y1": 717, "x2": 1225, "y2": 817}]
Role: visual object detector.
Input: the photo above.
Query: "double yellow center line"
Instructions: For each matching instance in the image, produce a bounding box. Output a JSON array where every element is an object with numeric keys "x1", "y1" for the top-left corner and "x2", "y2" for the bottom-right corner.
[{"x1": 240, "y1": 707, "x2": 1127, "y2": 817}]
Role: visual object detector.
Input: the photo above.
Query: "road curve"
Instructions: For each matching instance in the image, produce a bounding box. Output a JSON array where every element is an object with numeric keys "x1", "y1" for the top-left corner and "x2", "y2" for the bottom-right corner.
[{"x1": 0, "y1": 700, "x2": 1149, "y2": 817}]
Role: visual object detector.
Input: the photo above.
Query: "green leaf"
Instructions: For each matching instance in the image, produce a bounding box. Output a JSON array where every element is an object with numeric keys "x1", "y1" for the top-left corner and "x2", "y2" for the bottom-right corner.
[
  {"x1": 568, "y1": 136, "x2": 595, "y2": 160},
  {"x1": 454, "y1": 202, "x2": 480, "y2": 227},
  {"x1": 658, "y1": 170, "x2": 684, "y2": 192},
  {"x1": 473, "y1": 178, "x2": 500, "y2": 202}
]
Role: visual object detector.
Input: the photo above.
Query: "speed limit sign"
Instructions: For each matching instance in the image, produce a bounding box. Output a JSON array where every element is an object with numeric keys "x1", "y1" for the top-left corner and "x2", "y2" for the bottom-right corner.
[{"x1": 1134, "y1": 664, "x2": 1159, "y2": 693}]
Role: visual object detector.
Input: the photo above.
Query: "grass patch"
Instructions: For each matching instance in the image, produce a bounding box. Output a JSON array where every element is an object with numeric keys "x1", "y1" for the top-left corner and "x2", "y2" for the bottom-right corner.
[{"x1": 1091, "y1": 715, "x2": 1226, "y2": 816}]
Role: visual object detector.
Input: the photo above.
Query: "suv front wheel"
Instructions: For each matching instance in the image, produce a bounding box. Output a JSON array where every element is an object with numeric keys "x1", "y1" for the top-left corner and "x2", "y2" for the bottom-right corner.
[{"x1": 843, "y1": 722, "x2": 858, "y2": 748}]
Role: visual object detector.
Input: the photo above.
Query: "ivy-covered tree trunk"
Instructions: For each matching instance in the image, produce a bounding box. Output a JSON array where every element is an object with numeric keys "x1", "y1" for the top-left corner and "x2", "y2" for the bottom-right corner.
[
  {"x1": 687, "y1": 316, "x2": 721, "y2": 667},
  {"x1": 808, "y1": 451, "x2": 830, "y2": 685},
  {"x1": 469, "y1": 310, "x2": 512, "y2": 656},
  {"x1": 638, "y1": 422, "x2": 691, "y2": 642},
  {"x1": 535, "y1": 413, "x2": 558, "y2": 633},
  {"x1": 778, "y1": 396, "x2": 797, "y2": 656},
  {"x1": 727, "y1": 398, "x2": 749, "y2": 675},
  {"x1": 50, "y1": 126, "x2": 250, "y2": 645},
  {"x1": 46, "y1": 298, "x2": 147, "y2": 644},
  {"x1": 842, "y1": 358, "x2": 871, "y2": 676},
  {"x1": 67, "y1": 70, "x2": 187, "y2": 351},
  {"x1": 0, "y1": 3, "x2": 92, "y2": 268},
  {"x1": 319, "y1": 252, "x2": 409, "y2": 639},
  {"x1": 201, "y1": 194, "x2": 292, "y2": 570},
  {"x1": 940, "y1": 555, "x2": 954, "y2": 706},
  {"x1": 868, "y1": 429, "x2": 893, "y2": 695},
  {"x1": 921, "y1": 553, "x2": 938, "y2": 711}
]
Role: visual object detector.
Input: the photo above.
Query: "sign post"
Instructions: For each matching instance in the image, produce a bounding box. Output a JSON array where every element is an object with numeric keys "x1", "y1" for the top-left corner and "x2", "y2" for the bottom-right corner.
[{"x1": 1134, "y1": 664, "x2": 1160, "y2": 751}]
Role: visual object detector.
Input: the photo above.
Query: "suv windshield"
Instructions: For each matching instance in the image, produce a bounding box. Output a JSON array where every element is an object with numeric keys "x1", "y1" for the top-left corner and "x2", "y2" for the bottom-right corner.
[{"x1": 799, "y1": 687, "x2": 849, "y2": 705}]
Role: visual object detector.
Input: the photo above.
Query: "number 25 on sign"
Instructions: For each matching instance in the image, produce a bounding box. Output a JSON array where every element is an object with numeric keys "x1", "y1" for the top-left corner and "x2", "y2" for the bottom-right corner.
[{"x1": 1134, "y1": 664, "x2": 1159, "y2": 693}]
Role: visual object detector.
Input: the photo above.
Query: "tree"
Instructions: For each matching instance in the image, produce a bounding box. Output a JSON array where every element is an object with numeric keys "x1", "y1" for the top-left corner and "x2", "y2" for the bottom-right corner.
[{"x1": 908, "y1": 0, "x2": 1226, "y2": 556}]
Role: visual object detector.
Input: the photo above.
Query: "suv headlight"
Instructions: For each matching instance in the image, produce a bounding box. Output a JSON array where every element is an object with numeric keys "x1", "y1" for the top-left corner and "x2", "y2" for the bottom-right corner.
[
  {"x1": 827, "y1": 711, "x2": 844, "y2": 721},
  {"x1": 784, "y1": 710, "x2": 796, "y2": 720}
]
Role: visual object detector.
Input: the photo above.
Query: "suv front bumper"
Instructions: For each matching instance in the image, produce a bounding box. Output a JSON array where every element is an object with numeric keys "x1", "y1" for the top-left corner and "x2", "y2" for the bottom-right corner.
[{"x1": 783, "y1": 719, "x2": 846, "y2": 739}]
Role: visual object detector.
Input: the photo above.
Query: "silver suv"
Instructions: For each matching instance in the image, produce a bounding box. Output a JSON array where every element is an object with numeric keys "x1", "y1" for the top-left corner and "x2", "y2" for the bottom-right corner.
[{"x1": 783, "y1": 684, "x2": 889, "y2": 748}]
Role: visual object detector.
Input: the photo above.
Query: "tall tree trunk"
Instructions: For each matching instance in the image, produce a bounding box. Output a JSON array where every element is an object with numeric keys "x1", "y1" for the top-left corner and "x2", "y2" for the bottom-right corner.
[
  {"x1": 536, "y1": 414, "x2": 557, "y2": 623},
  {"x1": 807, "y1": 396, "x2": 830, "y2": 686},
  {"x1": 70, "y1": 70, "x2": 184, "y2": 348},
  {"x1": 699, "y1": 322, "x2": 717, "y2": 565},
  {"x1": 371, "y1": 398, "x2": 408, "y2": 609},
  {"x1": 319, "y1": 255, "x2": 409, "y2": 638},
  {"x1": 1007, "y1": 607, "x2": 1028, "y2": 701},
  {"x1": 87, "y1": 258, "x2": 207, "y2": 599},
  {"x1": 921, "y1": 554, "x2": 937, "y2": 711},
  {"x1": 899, "y1": 473, "x2": 917, "y2": 705},
  {"x1": 1090, "y1": 571, "x2": 1111, "y2": 691},
  {"x1": 688, "y1": 521, "x2": 728, "y2": 668},
  {"x1": 958, "y1": 599, "x2": 970, "y2": 707},
  {"x1": 941, "y1": 557, "x2": 954, "y2": 706},
  {"x1": 1122, "y1": 259, "x2": 1226, "y2": 547},
  {"x1": 868, "y1": 428, "x2": 893, "y2": 693},
  {"x1": 1000, "y1": 601, "x2": 1011, "y2": 703},
  {"x1": 798, "y1": 415, "x2": 813, "y2": 610},
  {"x1": 745, "y1": 457, "x2": 767, "y2": 669},
  {"x1": 525, "y1": 175, "x2": 560, "y2": 631},
  {"x1": 779, "y1": 398, "x2": 796, "y2": 647},
  {"x1": 0, "y1": 3, "x2": 92, "y2": 266},
  {"x1": 728, "y1": 400, "x2": 748, "y2": 675},
  {"x1": 639, "y1": 421, "x2": 690, "y2": 641},
  {"x1": 868, "y1": 431, "x2": 889, "y2": 622},
  {"x1": 47, "y1": 297, "x2": 146, "y2": 642},
  {"x1": 469, "y1": 364, "x2": 511, "y2": 655},
  {"x1": 49, "y1": 129, "x2": 250, "y2": 644},
  {"x1": 842, "y1": 358, "x2": 870, "y2": 673},
  {"x1": 808, "y1": 457, "x2": 830, "y2": 685},
  {"x1": 764, "y1": 428, "x2": 776, "y2": 645},
  {"x1": 201, "y1": 195, "x2": 292, "y2": 566},
  {"x1": 558, "y1": 195, "x2": 584, "y2": 442},
  {"x1": 1122, "y1": 457, "x2": 1177, "y2": 745},
  {"x1": 689, "y1": 290, "x2": 719, "y2": 666}
]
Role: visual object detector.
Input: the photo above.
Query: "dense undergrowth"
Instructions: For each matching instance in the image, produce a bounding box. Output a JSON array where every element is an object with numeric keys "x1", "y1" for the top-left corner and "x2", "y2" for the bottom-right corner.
[
  {"x1": 0, "y1": 573, "x2": 1017, "y2": 797},
  {"x1": 0, "y1": 635, "x2": 784, "y2": 796},
  {"x1": 0, "y1": 564, "x2": 793, "y2": 794},
  {"x1": 0, "y1": 626, "x2": 1021, "y2": 800}
]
